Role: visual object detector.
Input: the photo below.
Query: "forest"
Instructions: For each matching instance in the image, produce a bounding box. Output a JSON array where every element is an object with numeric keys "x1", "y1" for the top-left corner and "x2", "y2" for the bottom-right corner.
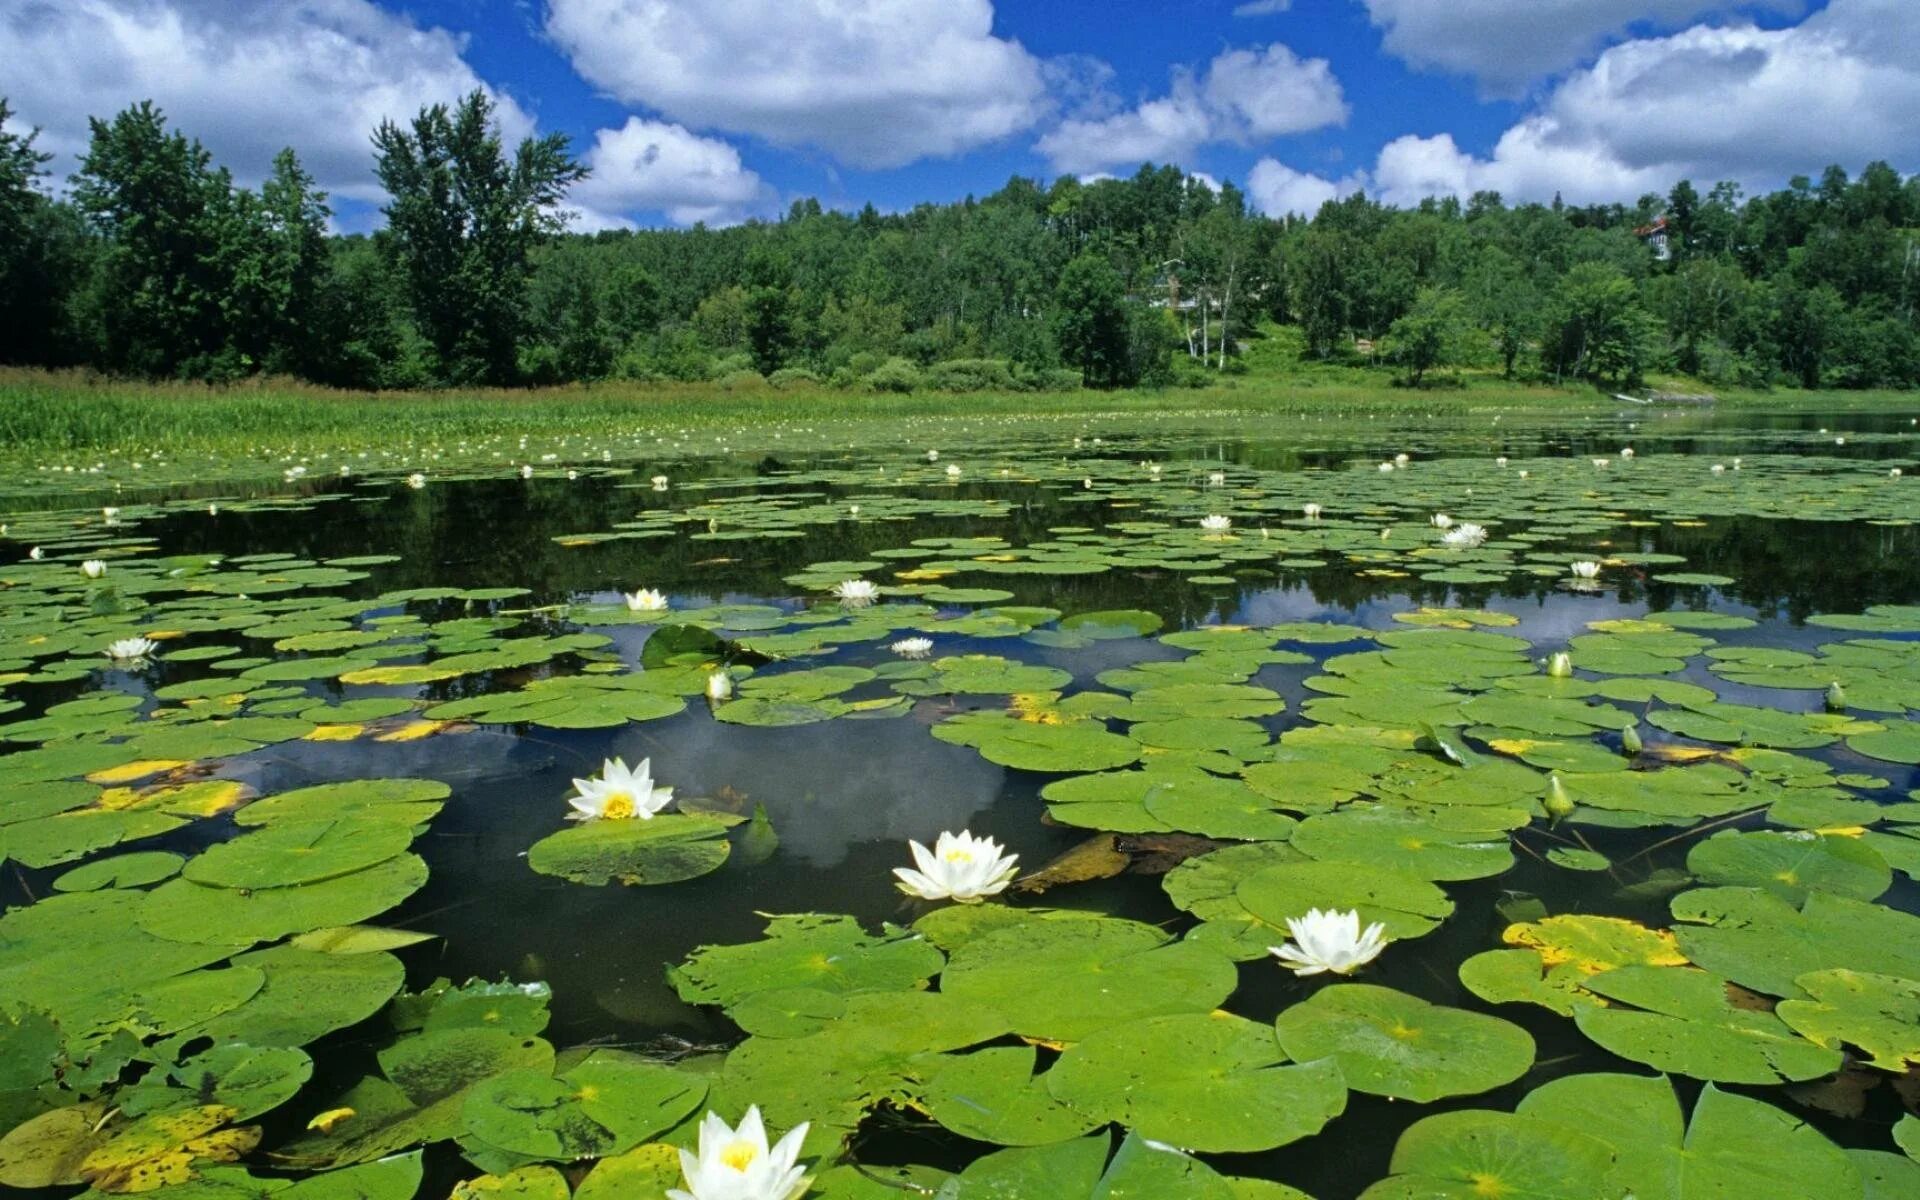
[{"x1": 2, "y1": 89, "x2": 1917, "y2": 395}]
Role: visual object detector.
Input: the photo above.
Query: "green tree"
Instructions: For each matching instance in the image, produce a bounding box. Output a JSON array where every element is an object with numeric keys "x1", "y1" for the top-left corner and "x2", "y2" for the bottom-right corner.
[
  {"x1": 1385, "y1": 287, "x2": 1469, "y2": 387},
  {"x1": 0, "y1": 97, "x2": 68, "y2": 365},
  {"x1": 1541, "y1": 263, "x2": 1663, "y2": 385},
  {"x1": 1462, "y1": 247, "x2": 1538, "y2": 378},
  {"x1": 72, "y1": 101, "x2": 246, "y2": 376},
  {"x1": 1052, "y1": 252, "x2": 1133, "y2": 387},
  {"x1": 232, "y1": 149, "x2": 331, "y2": 375},
  {"x1": 373, "y1": 90, "x2": 586, "y2": 385}
]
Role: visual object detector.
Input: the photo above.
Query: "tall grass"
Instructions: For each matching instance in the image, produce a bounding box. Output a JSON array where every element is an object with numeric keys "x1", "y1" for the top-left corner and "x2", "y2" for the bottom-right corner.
[{"x1": 0, "y1": 366, "x2": 1900, "y2": 459}]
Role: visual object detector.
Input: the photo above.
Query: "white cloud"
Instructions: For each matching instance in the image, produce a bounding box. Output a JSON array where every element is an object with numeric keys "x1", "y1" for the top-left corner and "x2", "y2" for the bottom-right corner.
[
  {"x1": 1358, "y1": 0, "x2": 1807, "y2": 94},
  {"x1": 0, "y1": 0, "x2": 531, "y2": 201},
  {"x1": 1247, "y1": 158, "x2": 1352, "y2": 217},
  {"x1": 1038, "y1": 80, "x2": 1215, "y2": 176},
  {"x1": 1370, "y1": 0, "x2": 1920, "y2": 206},
  {"x1": 1036, "y1": 43, "x2": 1347, "y2": 174},
  {"x1": 1233, "y1": 0, "x2": 1293, "y2": 15},
  {"x1": 1204, "y1": 45, "x2": 1350, "y2": 138},
  {"x1": 570, "y1": 117, "x2": 771, "y2": 228},
  {"x1": 544, "y1": 0, "x2": 1047, "y2": 169}
]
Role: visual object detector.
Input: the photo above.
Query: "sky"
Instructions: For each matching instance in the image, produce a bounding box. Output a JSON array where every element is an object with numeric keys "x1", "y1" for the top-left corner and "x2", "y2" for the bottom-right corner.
[{"x1": 3, "y1": 0, "x2": 1917, "y2": 232}]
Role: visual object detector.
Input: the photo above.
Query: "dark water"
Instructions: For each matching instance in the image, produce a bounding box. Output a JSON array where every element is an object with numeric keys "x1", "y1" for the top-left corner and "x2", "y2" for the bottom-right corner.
[{"x1": 5, "y1": 406, "x2": 1920, "y2": 1196}]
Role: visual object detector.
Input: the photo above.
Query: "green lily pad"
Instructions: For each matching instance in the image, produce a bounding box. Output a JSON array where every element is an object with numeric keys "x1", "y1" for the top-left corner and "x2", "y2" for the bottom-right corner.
[
  {"x1": 1273, "y1": 984, "x2": 1535, "y2": 1102},
  {"x1": 1686, "y1": 830, "x2": 1889, "y2": 903},
  {"x1": 939, "y1": 914, "x2": 1237, "y2": 1042},
  {"x1": 919, "y1": 1046, "x2": 1103, "y2": 1147},
  {"x1": 1775, "y1": 969, "x2": 1920, "y2": 1073},
  {"x1": 526, "y1": 813, "x2": 741, "y2": 887},
  {"x1": 1572, "y1": 965, "x2": 1843, "y2": 1083},
  {"x1": 1047, "y1": 1013, "x2": 1346, "y2": 1153}
]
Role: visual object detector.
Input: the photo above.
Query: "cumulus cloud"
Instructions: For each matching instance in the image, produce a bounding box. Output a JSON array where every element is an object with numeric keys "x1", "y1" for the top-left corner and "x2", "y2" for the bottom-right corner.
[
  {"x1": 1037, "y1": 43, "x2": 1347, "y2": 175},
  {"x1": 1371, "y1": 0, "x2": 1920, "y2": 206},
  {"x1": 1247, "y1": 158, "x2": 1353, "y2": 217},
  {"x1": 569, "y1": 117, "x2": 771, "y2": 228},
  {"x1": 1359, "y1": 0, "x2": 1808, "y2": 94},
  {"x1": 0, "y1": 0, "x2": 530, "y2": 201},
  {"x1": 1233, "y1": 0, "x2": 1293, "y2": 15},
  {"x1": 544, "y1": 0, "x2": 1047, "y2": 169}
]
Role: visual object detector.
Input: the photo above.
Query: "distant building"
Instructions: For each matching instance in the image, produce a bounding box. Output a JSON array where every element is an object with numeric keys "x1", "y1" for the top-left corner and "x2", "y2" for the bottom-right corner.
[{"x1": 1636, "y1": 216, "x2": 1672, "y2": 262}]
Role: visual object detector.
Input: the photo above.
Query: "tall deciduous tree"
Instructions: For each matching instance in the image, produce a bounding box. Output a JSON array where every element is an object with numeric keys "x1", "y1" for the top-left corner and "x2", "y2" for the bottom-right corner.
[
  {"x1": 72, "y1": 101, "x2": 245, "y2": 377},
  {"x1": 1053, "y1": 252, "x2": 1131, "y2": 387},
  {"x1": 373, "y1": 90, "x2": 587, "y2": 385},
  {"x1": 0, "y1": 97, "x2": 63, "y2": 365}
]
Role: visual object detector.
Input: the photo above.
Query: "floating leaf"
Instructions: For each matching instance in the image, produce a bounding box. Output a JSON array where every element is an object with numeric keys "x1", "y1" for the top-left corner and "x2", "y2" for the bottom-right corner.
[
  {"x1": 1047, "y1": 1013, "x2": 1345, "y2": 1152},
  {"x1": 1273, "y1": 983, "x2": 1535, "y2": 1102},
  {"x1": 526, "y1": 813, "x2": 739, "y2": 887}
]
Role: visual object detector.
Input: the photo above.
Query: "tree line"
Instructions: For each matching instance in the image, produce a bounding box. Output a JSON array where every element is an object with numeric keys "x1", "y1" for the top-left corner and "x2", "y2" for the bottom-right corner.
[{"x1": 2, "y1": 90, "x2": 1917, "y2": 393}]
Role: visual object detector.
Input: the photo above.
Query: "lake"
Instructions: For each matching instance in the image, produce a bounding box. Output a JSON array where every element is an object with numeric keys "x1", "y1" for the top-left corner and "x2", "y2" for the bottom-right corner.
[{"x1": 2, "y1": 402, "x2": 1918, "y2": 1198}]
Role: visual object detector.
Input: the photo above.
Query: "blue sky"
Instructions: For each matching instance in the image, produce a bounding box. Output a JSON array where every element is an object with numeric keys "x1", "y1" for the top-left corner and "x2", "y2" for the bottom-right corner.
[{"x1": 5, "y1": 0, "x2": 1912, "y2": 230}]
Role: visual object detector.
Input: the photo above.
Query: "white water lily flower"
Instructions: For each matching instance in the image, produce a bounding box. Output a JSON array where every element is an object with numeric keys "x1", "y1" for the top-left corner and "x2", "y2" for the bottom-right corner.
[
  {"x1": 945, "y1": 463, "x2": 962, "y2": 478},
  {"x1": 28, "y1": 546, "x2": 43, "y2": 560},
  {"x1": 1199, "y1": 514, "x2": 1233, "y2": 534},
  {"x1": 104, "y1": 636, "x2": 158, "y2": 663},
  {"x1": 1495, "y1": 456, "x2": 1509, "y2": 467},
  {"x1": 1710, "y1": 463, "x2": 1726, "y2": 475},
  {"x1": 1620, "y1": 447, "x2": 1635, "y2": 459},
  {"x1": 1891, "y1": 468, "x2": 1903, "y2": 478},
  {"x1": 652, "y1": 475, "x2": 670, "y2": 491},
  {"x1": 81, "y1": 559, "x2": 107, "y2": 578},
  {"x1": 1441, "y1": 523, "x2": 1487, "y2": 548},
  {"x1": 1394, "y1": 453, "x2": 1410, "y2": 465},
  {"x1": 926, "y1": 449, "x2": 939, "y2": 462},
  {"x1": 407, "y1": 472, "x2": 427, "y2": 489},
  {"x1": 894, "y1": 830, "x2": 1019, "y2": 902},
  {"x1": 519, "y1": 464, "x2": 534, "y2": 478},
  {"x1": 1430, "y1": 513, "x2": 1452, "y2": 528},
  {"x1": 1546, "y1": 651, "x2": 1574, "y2": 678},
  {"x1": 624, "y1": 588, "x2": 670, "y2": 612},
  {"x1": 1302, "y1": 503, "x2": 1322, "y2": 519},
  {"x1": 706, "y1": 671, "x2": 734, "y2": 702},
  {"x1": 1269, "y1": 908, "x2": 1388, "y2": 976},
  {"x1": 1569, "y1": 560, "x2": 1603, "y2": 579},
  {"x1": 1591, "y1": 458, "x2": 1610, "y2": 468},
  {"x1": 833, "y1": 579, "x2": 880, "y2": 605},
  {"x1": 1207, "y1": 471, "x2": 1227, "y2": 486},
  {"x1": 1517, "y1": 469, "x2": 1530, "y2": 479},
  {"x1": 890, "y1": 637, "x2": 934, "y2": 659},
  {"x1": 567, "y1": 757, "x2": 674, "y2": 822},
  {"x1": 669, "y1": 1106, "x2": 808, "y2": 1200}
]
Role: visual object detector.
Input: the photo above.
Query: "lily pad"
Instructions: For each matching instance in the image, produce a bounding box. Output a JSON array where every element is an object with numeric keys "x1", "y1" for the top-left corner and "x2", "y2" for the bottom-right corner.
[{"x1": 1273, "y1": 984, "x2": 1535, "y2": 1102}]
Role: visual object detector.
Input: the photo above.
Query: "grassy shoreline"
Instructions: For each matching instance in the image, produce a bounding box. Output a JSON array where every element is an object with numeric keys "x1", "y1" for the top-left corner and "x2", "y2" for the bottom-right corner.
[{"x1": 1, "y1": 367, "x2": 1910, "y2": 459}]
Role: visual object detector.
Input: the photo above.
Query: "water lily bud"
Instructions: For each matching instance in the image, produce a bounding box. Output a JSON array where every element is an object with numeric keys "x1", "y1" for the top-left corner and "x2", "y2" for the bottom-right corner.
[
  {"x1": 706, "y1": 671, "x2": 734, "y2": 702},
  {"x1": 1621, "y1": 725, "x2": 1643, "y2": 756},
  {"x1": 1546, "y1": 651, "x2": 1573, "y2": 678},
  {"x1": 1544, "y1": 775, "x2": 1575, "y2": 822},
  {"x1": 1825, "y1": 682, "x2": 1846, "y2": 712}
]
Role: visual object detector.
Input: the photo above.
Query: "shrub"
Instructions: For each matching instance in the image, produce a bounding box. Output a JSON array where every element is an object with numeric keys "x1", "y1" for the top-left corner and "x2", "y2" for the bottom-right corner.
[
  {"x1": 1030, "y1": 367, "x2": 1085, "y2": 392},
  {"x1": 926, "y1": 358, "x2": 1020, "y2": 392},
  {"x1": 864, "y1": 357, "x2": 922, "y2": 393},
  {"x1": 715, "y1": 369, "x2": 768, "y2": 391},
  {"x1": 767, "y1": 367, "x2": 822, "y2": 390},
  {"x1": 707, "y1": 352, "x2": 756, "y2": 381}
]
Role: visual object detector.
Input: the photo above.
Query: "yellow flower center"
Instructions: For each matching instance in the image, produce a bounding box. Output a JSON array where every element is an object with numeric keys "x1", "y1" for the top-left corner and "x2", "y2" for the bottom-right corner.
[
  {"x1": 720, "y1": 1139, "x2": 760, "y2": 1172},
  {"x1": 602, "y1": 792, "x2": 637, "y2": 820},
  {"x1": 943, "y1": 849, "x2": 974, "y2": 865}
]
